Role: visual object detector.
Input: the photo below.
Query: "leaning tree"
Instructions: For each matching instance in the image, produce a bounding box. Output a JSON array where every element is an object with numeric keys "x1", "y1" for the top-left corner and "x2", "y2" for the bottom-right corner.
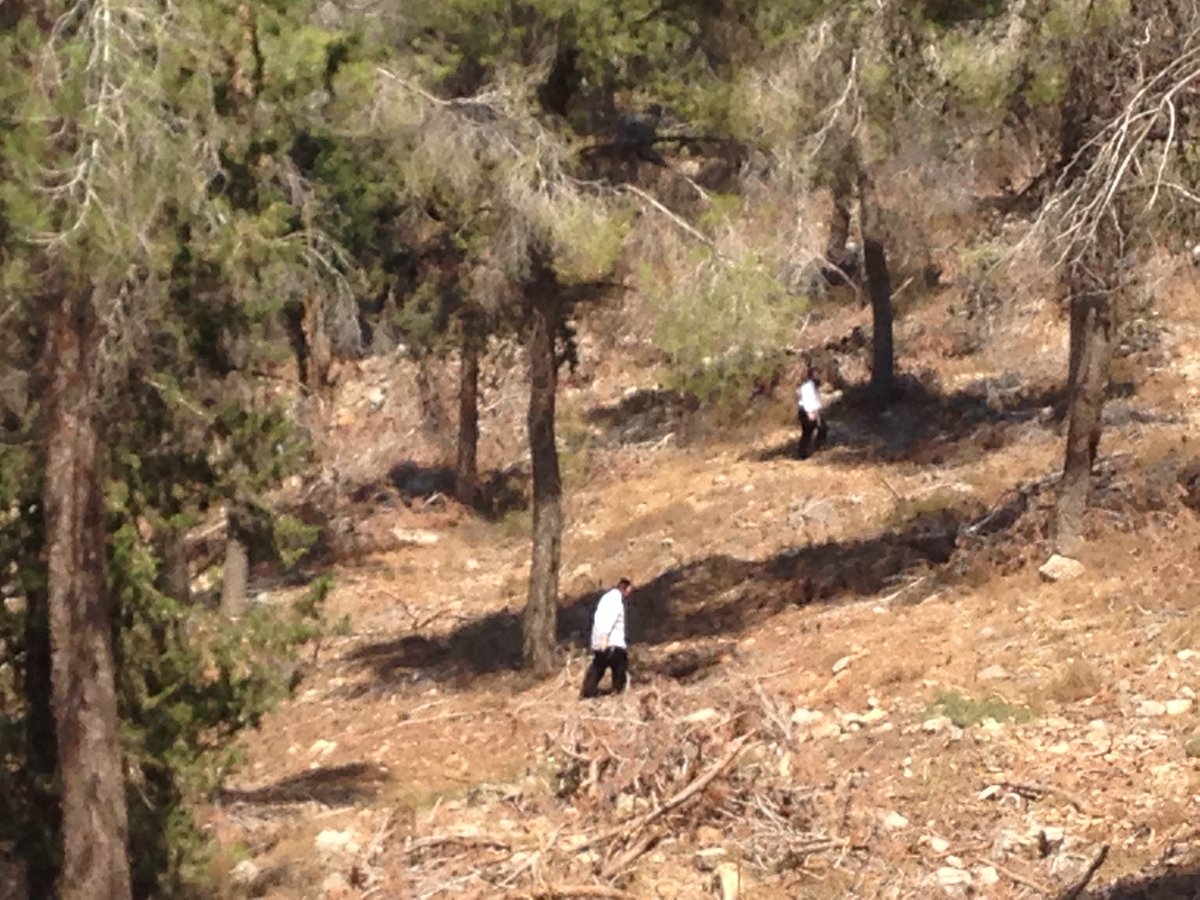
[{"x1": 1024, "y1": 0, "x2": 1200, "y2": 554}]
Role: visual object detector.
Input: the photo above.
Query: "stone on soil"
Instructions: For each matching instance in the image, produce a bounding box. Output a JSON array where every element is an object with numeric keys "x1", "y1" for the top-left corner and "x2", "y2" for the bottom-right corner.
[
  {"x1": 1039, "y1": 554, "x2": 1084, "y2": 582},
  {"x1": 715, "y1": 862, "x2": 741, "y2": 900},
  {"x1": 314, "y1": 829, "x2": 360, "y2": 857}
]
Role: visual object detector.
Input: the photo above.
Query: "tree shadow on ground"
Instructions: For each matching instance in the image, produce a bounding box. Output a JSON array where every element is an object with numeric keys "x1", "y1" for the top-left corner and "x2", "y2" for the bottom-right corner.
[
  {"x1": 747, "y1": 373, "x2": 1067, "y2": 467},
  {"x1": 584, "y1": 387, "x2": 705, "y2": 448},
  {"x1": 344, "y1": 506, "x2": 968, "y2": 689},
  {"x1": 301, "y1": 461, "x2": 528, "y2": 529},
  {"x1": 384, "y1": 461, "x2": 529, "y2": 520},
  {"x1": 218, "y1": 762, "x2": 389, "y2": 807},
  {"x1": 641, "y1": 641, "x2": 740, "y2": 683},
  {"x1": 1096, "y1": 868, "x2": 1200, "y2": 899}
]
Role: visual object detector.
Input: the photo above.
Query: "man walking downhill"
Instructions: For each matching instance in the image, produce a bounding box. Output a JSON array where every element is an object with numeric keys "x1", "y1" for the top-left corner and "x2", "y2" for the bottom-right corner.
[
  {"x1": 581, "y1": 578, "x2": 634, "y2": 699},
  {"x1": 796, "y1": 366, "x2": 829, "y2": 459}
]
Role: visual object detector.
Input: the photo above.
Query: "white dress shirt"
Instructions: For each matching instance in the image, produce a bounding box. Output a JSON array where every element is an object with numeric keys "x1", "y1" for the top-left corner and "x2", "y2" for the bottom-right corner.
[
  {"x1": 798, "y1": 379, "x2": 822, "y2": 416},
  {"x1": 590, "y1": 588, "x2": 626, "y2": 650}
]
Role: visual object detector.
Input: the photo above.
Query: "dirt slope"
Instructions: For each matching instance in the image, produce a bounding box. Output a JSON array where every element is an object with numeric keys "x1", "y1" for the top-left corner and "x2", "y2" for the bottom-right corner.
[{"x1": 210, "y1": 273, "x2": 1200, "y2": 899}]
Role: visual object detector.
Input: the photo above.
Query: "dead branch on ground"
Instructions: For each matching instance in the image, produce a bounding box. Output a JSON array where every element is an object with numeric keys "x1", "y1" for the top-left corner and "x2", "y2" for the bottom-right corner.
[{"x1": 1058, "y1": 843, "x2": 1110, "y2": 900}]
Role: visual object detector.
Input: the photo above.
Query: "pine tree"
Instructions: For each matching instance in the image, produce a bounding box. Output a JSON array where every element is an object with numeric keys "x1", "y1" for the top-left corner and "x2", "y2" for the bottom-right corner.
[{"x1": 1, "y1": 0, "x2": 360, "y2": 892}]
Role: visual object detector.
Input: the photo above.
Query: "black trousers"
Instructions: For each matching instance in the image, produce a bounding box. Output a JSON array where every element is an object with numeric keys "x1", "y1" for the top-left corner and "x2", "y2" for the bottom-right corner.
[
  {"x1": 581, "y1": 647, "x2": 628, "y2": 698},
  {"x1": 797, "y1": 410, "x2": 828, "y2": 459}
]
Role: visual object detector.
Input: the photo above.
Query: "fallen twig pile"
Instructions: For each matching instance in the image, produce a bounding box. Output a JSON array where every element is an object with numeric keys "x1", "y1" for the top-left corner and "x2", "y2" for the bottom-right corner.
[{"x1": 401, "y1": 687, "x2": 857, "y2": 897}]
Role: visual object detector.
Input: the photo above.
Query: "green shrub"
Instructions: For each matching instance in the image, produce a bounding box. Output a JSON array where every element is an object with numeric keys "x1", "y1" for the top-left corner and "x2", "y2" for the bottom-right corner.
[
  {"x1": 0, "y1": 467, "x2": 338, "y2": 898},
  {"x1": 640, "y1": 249, "x2": 806, "y2": 405},
  {"x1": 926, "y1": 690, "x2": 1033, "y2": 728}
]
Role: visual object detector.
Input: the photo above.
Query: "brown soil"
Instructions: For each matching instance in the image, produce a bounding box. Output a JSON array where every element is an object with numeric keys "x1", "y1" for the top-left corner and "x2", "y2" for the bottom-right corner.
[{"x1": 209, "y1": 268, "x2": 1200, "y2": 899}]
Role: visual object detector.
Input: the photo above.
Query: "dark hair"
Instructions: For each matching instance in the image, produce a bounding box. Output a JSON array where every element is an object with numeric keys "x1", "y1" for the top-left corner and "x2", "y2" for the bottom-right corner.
[
  {"x1": 806, "y1": 366, "x2": 820, "y2": 384},
  {"x1": 617, "y1": 578, "x2": 632, "y2": 592}
]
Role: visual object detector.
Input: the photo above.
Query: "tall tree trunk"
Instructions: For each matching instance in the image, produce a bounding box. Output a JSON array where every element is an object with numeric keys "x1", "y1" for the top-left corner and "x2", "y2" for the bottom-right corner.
[
  {"x1": 301, "y1": 292, "x2": 332, "y2": 393},
  {"x1": 523, "y1": 283, "x2": 563, "y2": 676},
  {"x1": 857, "y1": 159, "x2": 895, "y2": 403},
  {"x1": 1066, "y1": 303, "x2": 1084, "y2": 396},
  {"x1": 854, "y1": 12, "x2": 897, "y2": 405},
  {"x1": 22, "y1": 580, "x2": 61, "y2": 898},
  {"x1": 1055, "y1": 290, "x2": 1116, "y2": 556},
  {"x1": 456, "y1": 329, "x2": 481, "y2": 508},
  {"x1": 220, "y1": 505, "x2": 250, "y2": 615},
  {"x1": 42, "y1": 290, "x2": 132, "y2": 900}
]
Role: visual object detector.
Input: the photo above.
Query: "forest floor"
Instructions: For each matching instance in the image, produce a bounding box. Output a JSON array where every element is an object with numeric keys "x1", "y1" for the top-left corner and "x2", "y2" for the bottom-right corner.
[{"x1": 209, "y1": 269, "x2": 1200, "y2": 899}]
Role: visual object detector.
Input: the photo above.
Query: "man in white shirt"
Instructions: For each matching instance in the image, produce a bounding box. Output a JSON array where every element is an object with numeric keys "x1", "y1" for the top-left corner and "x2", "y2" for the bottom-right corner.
[
  {"x1": 580, "y1": 578, "x2": 634, "y2": 698},
  {"x1": 796, "y1": 366, "x2": 828, "y2": 459}
]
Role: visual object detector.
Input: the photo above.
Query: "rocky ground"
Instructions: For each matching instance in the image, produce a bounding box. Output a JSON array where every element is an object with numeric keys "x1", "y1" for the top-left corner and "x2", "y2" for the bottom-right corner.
[{"x1": 208, "y1": 268, "x2": 1200, "y2": 899}]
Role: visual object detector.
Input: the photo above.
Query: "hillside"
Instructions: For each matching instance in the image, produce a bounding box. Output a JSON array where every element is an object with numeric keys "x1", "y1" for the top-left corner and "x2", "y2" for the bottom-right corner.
[
  {"x1": 9, "y1": 3, "x2": 1200, "y2": 898},
  {"x1": 206, "y1": 269, "x2": 1200, "y2": 899}
]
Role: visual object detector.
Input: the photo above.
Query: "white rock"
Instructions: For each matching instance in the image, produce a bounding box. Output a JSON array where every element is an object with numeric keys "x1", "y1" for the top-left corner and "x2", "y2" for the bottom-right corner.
[
  {"x1": 1138, "y1": 699, "x2": 1168, "y2": 717},
  {"x1": 862, "y1": 707, "x2": 889, "y2": 723},
  {"x1": 684, "y1": 707, "x2": 720, "y2": 724},
  {"x1": 928, "y1": 836, "x2": 950, "y2": 854},
  {"x1": 230, "y1": 860, "x2": 259, "y2": 887},
  {"x1": 945, "y1": 855, "x2": 965, "y2": 869},
  {"x1": 322, "y1": 872, "x2": 353, "y2": 898},
  {"x1": 1167, "y1": 698, "x2": 1193, "y2": 716},
  {"x1": 937, "y1": 866, "x2": 973, "y2": 886},
  {"x1": 832, "y1": 655, "x2": 854, "y2": 674},
  {"x1": 392, "y1": 527, "x2": 439, "y2": 546},
  {"x1": 976, "y1": 865, "x2": 1000, "y2": 886},
  {"x1": 812, "y1": 721, "x2": 842, "y2": 740},
  {"x1": 923, "y1": 716, "x2": 952, "y2": 734},
  {"x1": 366, "y1": 387, "x2": 385, "y2": 410},
  {"x1": 978, "y1": 785, "x2": 1002, "y2": 801},
  {"x1": 1178, "y1": 649, "x2": 1197, "y2": 662},
  {"x1": 882, "y1": 811, "x2": 910, "y2": 830},
  {"x1": 309, "y1": 739, "x2": 337, "y2": 758},
  {"x1": 571, "y1": 563, "x2": 595, "y2": 581},
  {"x1": 715, "y1": 862, "x2": 741, "y2": 900},
  {"x1": 977, "y1": 664, "x2": 1009, "y2": 681},
  {"x1": 791, "y1": 708, "x2": 825, "y2": 727},
  {"x1": 314, "y1": 829, "x2": 360, "y2": 857},
  {"x1": 1039, "y1": 554, "x2": 1085, "y2": 582},
  {"x1": 778, "y1": 751, "x2": 793, "y2": 778}
]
